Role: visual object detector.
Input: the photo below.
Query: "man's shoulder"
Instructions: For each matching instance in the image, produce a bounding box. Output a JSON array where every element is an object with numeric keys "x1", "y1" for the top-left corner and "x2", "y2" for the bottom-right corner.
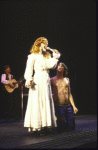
[
  {"x1": 64, "y1": 77, "x2": 69, "y2": 80},
  {"x1": 1, "y1": 74, "x2": 6, "y2": 76},
  {"x1": 64, "y1": 77, "x2": 70, "y2": 83},
  {"x1": 50, "y1": 76, "x2": 57, "y2": 83},
  {"x1": 51, "y1": 76, "x2": 56, "y2": 80}
]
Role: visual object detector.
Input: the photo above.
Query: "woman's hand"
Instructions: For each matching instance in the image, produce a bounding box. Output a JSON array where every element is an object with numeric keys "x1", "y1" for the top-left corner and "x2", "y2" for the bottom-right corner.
[
  {"x1": 53, "y1": 49, "x2": 59, "y2": 54},
  {"x1": 53, "y1": 49, "x2": 61, "y2": 59},
  {"x1": 40, "y1": 43, "x2": 46, "y2": 52},
  {"x1": 29, "y1": 79, "x2": 34, "y2": 86}
]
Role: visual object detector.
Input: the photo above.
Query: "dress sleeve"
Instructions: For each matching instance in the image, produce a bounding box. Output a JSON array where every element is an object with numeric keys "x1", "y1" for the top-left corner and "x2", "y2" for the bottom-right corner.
[
  {"x1": 46, "y1": 52, "x2": 61, "y2": 69},
  {"x1": 53, "y1": 51, "x2": 61, "y2": 59},
  {"x1": 24, "y1": 54, "x2": 35, "y2": 88}
]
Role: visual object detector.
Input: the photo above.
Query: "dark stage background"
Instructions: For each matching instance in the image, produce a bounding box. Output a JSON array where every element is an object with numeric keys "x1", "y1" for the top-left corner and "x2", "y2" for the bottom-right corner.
[{"x1": 0, "y1": 0, "x2": 97, "y2": 118}]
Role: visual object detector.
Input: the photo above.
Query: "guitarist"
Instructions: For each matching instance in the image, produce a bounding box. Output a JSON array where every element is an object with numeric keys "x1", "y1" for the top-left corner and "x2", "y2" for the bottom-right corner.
[
  {"x1": 1, "y1": 65, "x2": 14, "y2": 88},
  {"x1": 1, "y1": 65, "x2": 21, "y2": 122}
]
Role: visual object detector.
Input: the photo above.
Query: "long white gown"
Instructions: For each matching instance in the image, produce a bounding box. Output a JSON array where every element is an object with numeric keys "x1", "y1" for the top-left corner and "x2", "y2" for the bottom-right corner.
[{"x1": 24, "y1": 52, "x2": 60, "y2": 131}]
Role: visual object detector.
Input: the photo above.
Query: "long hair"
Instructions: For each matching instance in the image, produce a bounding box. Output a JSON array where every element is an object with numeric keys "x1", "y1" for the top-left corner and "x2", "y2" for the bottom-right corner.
[{"x1": 30, "y1": 37, "x2": 48, "y2": 54}]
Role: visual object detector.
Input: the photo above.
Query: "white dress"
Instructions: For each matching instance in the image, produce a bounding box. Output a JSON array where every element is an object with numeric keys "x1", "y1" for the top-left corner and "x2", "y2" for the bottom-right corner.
[{"x1": 24, "y1": 52, "x2": 60, "y2": 131}]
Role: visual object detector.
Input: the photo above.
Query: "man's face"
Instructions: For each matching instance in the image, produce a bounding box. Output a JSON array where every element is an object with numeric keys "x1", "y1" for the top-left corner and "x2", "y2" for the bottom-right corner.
[
  {"x1": 57, "y1": 63, "x2": 64, "y2": 73},
  {"x1": 5, "y1": 67, "x2": 11, "y2": 74}
]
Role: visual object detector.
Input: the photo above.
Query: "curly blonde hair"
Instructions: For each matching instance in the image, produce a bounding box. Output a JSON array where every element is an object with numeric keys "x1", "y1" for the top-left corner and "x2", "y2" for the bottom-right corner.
[{"x1": 30, "y1": 37, "x2": 48, "y2": 54}]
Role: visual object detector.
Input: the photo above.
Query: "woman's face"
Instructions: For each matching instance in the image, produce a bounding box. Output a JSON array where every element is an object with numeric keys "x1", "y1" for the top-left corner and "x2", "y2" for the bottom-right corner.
[{"x1": 40, "y1": 42, "x2": 48, "y2": 52}]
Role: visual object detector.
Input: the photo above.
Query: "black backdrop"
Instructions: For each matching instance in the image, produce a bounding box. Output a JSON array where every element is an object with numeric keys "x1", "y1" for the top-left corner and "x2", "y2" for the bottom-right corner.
[{"x1": 0, "y1": 0, "x2": 97, "y2": 118}]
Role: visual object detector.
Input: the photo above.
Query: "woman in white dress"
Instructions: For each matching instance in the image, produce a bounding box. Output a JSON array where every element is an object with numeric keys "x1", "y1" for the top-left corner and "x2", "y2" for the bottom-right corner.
[{"x1": 24, "y1": 37, "x2": 61, "y2": 132}]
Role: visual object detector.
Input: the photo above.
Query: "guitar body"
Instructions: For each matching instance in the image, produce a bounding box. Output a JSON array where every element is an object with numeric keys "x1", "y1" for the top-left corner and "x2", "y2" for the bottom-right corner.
[{"x1": 4, "y1": 79, "x2": 18, "y2": 93}]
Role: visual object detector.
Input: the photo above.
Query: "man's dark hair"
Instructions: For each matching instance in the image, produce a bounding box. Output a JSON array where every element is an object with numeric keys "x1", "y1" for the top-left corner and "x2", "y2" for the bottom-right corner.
[{"x1": 3, "y1": 65, "x2": 10, "y2": 71}]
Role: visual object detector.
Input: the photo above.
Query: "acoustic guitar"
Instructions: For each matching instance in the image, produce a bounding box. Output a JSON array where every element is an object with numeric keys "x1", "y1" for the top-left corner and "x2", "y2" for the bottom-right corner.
[{"x1": 4, "y1": 77, "x2": 24, "y2": 93}]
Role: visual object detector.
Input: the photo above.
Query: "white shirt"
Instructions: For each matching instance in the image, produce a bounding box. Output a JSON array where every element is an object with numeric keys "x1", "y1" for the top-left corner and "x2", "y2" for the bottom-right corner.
[{"x1": 1, "y1": 74, "x2": 13, "y2": 84}]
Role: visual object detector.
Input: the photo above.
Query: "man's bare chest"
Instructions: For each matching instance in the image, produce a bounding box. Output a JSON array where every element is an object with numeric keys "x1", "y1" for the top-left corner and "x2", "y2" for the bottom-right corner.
[{"x1": 52, "y1": 78, "x2": 69, "y2": 92}]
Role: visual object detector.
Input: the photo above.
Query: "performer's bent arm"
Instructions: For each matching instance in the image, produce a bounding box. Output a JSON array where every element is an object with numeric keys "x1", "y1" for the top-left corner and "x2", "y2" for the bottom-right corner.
[
  {"x1": 1, "y1": 74, "x2": 9, "y2": 84},
  {"x1": 1, "y1": 74, "x2": 15, "y2": 88},
  {"x1": 46, "y1": 50, "x2": 61, "y2": 69},
  {"x1": 24, "y1": 54, "x2": 35, "y2": 88},
  {"x1": 1, "y1": 74, "x2": 13, "y2": 85}
]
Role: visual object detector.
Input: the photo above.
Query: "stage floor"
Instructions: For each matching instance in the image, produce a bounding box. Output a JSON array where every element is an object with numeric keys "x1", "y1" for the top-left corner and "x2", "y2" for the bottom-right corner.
[{"x1": 0, "y1": 115, "x2": 97, "y2": 149}]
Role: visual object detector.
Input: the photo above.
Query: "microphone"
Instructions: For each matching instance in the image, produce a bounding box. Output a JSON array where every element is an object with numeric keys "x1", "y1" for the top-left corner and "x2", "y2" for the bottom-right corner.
[{"x1": 46, "y1": 47, "x2": 55, "y2": 52}]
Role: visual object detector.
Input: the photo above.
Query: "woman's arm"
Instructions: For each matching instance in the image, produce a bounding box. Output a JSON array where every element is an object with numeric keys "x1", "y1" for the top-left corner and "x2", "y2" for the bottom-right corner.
[
  {"x1": 46, "y1": 51, "x2": 61, "y2": 69},
  {"x1": 24, "y1": 54, "x2": 35, "y2": 88}
]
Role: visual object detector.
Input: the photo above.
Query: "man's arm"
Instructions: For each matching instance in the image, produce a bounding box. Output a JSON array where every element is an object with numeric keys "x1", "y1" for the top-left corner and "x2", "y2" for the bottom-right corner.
[
  {"x1": 69, "y1": 94, "x2": 78, "y2": 114},
  {"x1": 1, "y1": 74, "x2": 15, "y2": 88},
  {"x1": 68, "y1": 79, "x2": 78, "y2": 114},
  {"x1": 1, "y1": 74, "x2": 9, "y2": 84},
  {"x1": 50, "y1": 77, "x2": 57, "y2": 120}
]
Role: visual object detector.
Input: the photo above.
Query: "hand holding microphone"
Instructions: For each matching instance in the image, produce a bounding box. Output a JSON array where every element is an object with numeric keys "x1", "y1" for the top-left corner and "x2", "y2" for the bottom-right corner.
[
  {"x1": 47, "y1": 47, "x2": 61, "y2": 56},
  {"x1": 47, "y1": 47, "x2": 59, "y2": 54}
]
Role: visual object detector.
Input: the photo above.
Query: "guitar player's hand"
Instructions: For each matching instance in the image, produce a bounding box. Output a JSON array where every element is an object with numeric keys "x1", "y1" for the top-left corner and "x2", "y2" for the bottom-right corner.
[{"x1": 8, "y1": 81, "x2": 14, "y2": 88}]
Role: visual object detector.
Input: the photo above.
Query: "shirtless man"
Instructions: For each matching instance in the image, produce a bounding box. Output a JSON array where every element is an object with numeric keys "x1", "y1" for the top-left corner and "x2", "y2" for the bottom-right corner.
[{"x1": 51, "y1": 62, "x2": 78, "y2": 132}]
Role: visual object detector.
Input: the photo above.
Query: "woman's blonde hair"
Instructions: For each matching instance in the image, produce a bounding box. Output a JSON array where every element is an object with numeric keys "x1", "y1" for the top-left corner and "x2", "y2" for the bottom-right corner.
[{"x1": 30, "y1": 37, "x2": 48, "y2": 54}]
